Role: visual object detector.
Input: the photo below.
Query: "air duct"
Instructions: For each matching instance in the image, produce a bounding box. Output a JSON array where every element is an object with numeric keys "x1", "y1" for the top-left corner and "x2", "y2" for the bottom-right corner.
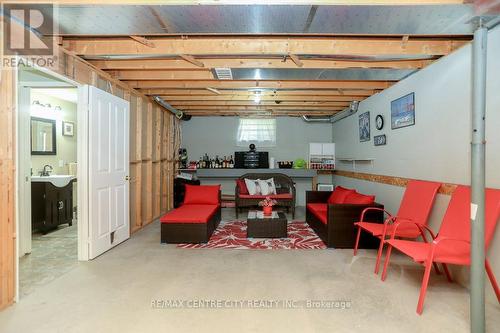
[
  {"x1": 153, "y1": 96, "x2": 191, "y2": 121},
  {"x1": 302, "y1": 100, "x2": 359, "y2": 123}
]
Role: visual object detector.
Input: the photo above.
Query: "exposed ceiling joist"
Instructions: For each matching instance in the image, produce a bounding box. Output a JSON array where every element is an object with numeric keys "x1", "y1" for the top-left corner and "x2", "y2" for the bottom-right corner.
[
  {"x1": 127, "y1": 80, "x2": 392, "y2": 89},
  {"x1": 139, "y1": 88, "x2": 377, "y2": 96},
  {"x1": 170, "y1": 101, "x2": 350, "y2": 106},
  {"x1": 158, "y1": 95, "x2": 366, "y2": 102},
  {"x1": 177, "y1": 105, "x2": 346, "y2": 110},
  {"x1": 63, "y1": 37, "x2": 468, "y2": 57}
]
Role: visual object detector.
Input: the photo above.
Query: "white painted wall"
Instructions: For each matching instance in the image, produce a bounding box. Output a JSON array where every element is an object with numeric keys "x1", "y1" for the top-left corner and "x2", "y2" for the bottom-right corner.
[
  {"x1": 332, "y1": 26, "x2": 500, "y2": 300},
  {"x1": 181, "y1": 116, "x2": 333, "y2": 205}
]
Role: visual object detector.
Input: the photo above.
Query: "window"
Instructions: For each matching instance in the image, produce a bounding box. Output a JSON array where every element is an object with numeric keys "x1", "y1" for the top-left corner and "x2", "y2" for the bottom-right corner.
[{"x1": 236, "y1": 118, "x2": 276, "y2": 147}]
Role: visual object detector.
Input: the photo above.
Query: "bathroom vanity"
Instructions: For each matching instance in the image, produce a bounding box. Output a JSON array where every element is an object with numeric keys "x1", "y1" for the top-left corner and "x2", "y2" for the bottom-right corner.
[{"x1": 31, "y1": 175, "x2": 75, "y2": 234}]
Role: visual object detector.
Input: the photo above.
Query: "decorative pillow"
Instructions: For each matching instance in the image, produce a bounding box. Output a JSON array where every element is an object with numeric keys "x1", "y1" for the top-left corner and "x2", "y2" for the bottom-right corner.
[
  {"x1": 258, "y1": 178, "x2": 277, "y2": 196},
  {"x1": 244, "y1": 178, "x2": 262, "y2": 195},
  {"x1": 183, "y1": 184, "x2": 220, "y2": 205},
  {"x1": 344, "y1": 191, "x2": 376, "y2": 205},
  {"x1": 236, "y1": 179, "x2": 249, "y2": 194},
  {"x1": 327, "y1": 186, "x2": 355, "y2": 204}
]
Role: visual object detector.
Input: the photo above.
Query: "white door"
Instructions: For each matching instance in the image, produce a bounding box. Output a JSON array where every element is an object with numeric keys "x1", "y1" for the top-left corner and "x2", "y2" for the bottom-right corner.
[{"x1": 87, "y1": 86, "x2": 130, "y2": 259}]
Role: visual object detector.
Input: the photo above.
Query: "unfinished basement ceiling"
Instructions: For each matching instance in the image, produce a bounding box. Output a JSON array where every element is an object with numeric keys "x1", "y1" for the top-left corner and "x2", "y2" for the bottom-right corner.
[
  {"x1": 39, "y1": 2, "x2": 499, "y2": 116},
  {"x1": 43, "y1": 4, "x2": 479, "y2": 35}
]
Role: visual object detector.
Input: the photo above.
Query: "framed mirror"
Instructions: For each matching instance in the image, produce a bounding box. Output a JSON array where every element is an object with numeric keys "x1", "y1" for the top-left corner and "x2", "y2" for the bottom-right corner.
[{"x1": 31, "y1": 117, "x2": 57, "y2": 155}]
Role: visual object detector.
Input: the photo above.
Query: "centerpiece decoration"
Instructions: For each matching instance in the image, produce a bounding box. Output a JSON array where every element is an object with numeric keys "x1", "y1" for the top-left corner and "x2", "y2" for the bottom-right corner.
[{"x1": 258, "y1": 196, "x2": 278, "y2": 216}]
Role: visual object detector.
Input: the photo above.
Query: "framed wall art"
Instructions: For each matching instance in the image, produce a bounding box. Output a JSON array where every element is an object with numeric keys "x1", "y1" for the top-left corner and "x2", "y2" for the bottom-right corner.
[
  {"x1": 391, "y1": 92, "x2": 415, "y2": 130},
  {"x1": 359, "y1": 111, "x2": 370, "y2": 142}
]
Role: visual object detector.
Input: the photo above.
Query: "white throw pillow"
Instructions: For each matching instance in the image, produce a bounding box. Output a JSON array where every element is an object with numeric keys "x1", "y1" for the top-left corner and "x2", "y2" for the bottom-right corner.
[
  {"x1": 245, "y1": 178, "x2": 261, "y2": 195},
  {"x1": 259, "y1": 178, "x2": 277, "y2": 195}
]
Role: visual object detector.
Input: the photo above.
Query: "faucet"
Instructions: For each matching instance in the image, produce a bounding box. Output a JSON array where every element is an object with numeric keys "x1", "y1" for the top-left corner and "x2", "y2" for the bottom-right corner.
[{"x1": 40, "y1": 165, "x2": 53, "y2": 177}]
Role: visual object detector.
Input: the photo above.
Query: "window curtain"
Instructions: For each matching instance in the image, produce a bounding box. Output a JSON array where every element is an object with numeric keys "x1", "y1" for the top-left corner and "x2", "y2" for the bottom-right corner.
[{"x1": 236, "y1": 118, "x2": 276, "y2": 147}]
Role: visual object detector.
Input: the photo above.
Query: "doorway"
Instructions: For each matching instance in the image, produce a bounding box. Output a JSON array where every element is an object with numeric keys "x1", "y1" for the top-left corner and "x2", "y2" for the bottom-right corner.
[
  {"x1": 16, "y1": 64, "x2": 131, "y2": 301},
  {"x1": 17, "y1": 66, "x2": 80, "y2": 298}
]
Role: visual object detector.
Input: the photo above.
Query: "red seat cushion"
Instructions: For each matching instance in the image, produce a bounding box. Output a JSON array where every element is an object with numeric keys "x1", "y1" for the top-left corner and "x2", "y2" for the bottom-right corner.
[
  {"x1": 354, "y1": 221, "x2": 422, "y2": 239},
  {"x1": 160, "y1": 204, "x2": 219, "y2": 224},
  {"x1": 344, "y1": 191, "x2": 375, "y2": 205},
  {"x1": 183, "y1": 184, "x2": 220, "y2": 205},
  {"x1": 238, "y1": 193, "x2": 293, "y2": 199},
  {"x1": 386, "y1": 239, "x2": 470, "y2": 265},
  {"x1": 236, "y1": 179, "x2": 249, "y2": 195},
  {"x1": 327, "y1": 186, "x2": 355, "y2": 204},
  {"x1": 306, "y1": 203, "x2": 328, "y2": 225}
]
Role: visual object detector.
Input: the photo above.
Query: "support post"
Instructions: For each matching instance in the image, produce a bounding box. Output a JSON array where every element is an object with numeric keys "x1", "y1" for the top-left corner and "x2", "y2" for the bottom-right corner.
[{"x1": 471, "y1": 21, "x2": 487, "y2": 333}]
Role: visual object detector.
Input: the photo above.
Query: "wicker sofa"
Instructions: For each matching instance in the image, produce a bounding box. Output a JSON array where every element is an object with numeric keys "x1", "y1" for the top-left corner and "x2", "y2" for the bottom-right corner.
[
  {"x1": 306, "y1": 190, "x2": 384, "y2": 248},
  {"x1": 235, "y1": 173, "x2": 296, "y2": 218}
]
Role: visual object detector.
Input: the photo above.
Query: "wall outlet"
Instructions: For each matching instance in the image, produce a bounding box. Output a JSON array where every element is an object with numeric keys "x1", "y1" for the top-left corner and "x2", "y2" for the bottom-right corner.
[{"x1": 59, "y1": 160, "x2": 64, "y2": 168}]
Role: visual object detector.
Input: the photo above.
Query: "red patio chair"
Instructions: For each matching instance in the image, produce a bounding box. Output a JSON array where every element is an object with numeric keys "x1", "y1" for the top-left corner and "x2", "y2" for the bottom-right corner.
[
  {"x1": 381, "y1": 185, "x2": 500, "y2": 314},
  {"x1": 353, "y1": 180, "x2": 442, "y2": 274}
]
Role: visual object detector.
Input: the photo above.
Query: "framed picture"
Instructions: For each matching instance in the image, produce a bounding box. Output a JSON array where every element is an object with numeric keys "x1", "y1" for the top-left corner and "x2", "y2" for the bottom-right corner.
[
  {"x1": 374, "y1": 134, "x2": 387, "y2": 146},
  {"x1": 391, "y1": 92, "x2": 415, "y2": 129},
  {"x1": 359, "y1": 111, "x2": 370, "y2": 142},
  {"x1": 62, "y1": 121, "x2": 75, "y2": 137}
]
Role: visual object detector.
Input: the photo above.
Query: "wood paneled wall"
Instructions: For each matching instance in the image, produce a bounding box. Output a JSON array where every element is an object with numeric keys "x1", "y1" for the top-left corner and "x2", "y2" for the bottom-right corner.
[
  {"x1": 0, "y1": 67, "x2": 16, "y2": 310},
  {"x1": 0, "y1": 46, "x2": 180, "y2": 309}
]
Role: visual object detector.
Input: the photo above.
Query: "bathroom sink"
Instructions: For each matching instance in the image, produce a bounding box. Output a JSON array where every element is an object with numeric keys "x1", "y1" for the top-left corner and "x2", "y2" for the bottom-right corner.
[{"x1": 31, "y1": 175, "x2": 76, "y2": 188}]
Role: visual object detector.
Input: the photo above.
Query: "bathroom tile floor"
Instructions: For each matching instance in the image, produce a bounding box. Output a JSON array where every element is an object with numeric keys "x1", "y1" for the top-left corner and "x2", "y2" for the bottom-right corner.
[{"x1": 19, "y1": 222, "x2": 78, "y2": 297}]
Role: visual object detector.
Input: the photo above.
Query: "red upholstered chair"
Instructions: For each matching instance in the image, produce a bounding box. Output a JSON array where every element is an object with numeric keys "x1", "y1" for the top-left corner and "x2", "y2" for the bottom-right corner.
[
  {"x1": 353, "y1": 180, "x2": 441, "y2": 274},
  {"x1": 381, "y1": 186, "x2": 500, "y2": 314}
]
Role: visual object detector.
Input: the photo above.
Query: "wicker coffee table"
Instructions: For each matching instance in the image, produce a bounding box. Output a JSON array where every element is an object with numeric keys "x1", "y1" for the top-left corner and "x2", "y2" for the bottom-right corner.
[{"x1": 246, "y1": 210, "x2": 288, "y2": 238}]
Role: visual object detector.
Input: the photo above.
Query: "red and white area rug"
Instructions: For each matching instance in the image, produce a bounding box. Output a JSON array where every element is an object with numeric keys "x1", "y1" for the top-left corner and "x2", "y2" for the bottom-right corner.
[{"x1": 177, "y1": 220, "x2": 326, "y2": 250}]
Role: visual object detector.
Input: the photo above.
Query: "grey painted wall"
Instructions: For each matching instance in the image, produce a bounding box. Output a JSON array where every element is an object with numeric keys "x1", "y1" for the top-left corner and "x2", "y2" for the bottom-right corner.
[
  {"x1": 332, "y1": 26, "x2": 500, "y2": 299},
  {"x1": 181, "y1": 116, "x2": 333, "y2": 205}
]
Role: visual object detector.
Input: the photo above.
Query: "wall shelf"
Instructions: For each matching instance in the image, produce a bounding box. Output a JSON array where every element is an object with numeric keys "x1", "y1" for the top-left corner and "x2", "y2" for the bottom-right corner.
[{"x1": 337, "y1": 158, "x2": 375, "y2": 170}]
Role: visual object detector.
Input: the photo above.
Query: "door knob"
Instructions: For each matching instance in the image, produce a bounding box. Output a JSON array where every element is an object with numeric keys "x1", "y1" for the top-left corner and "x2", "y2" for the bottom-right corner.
[{"x1": 125, "y1": 176, "x2": 130, "y2": 181}]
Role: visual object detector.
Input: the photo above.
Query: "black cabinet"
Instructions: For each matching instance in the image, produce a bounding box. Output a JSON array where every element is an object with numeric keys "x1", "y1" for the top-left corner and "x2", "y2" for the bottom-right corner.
[{"x1": 32, "y1": 181, "x2": 73, "y2": 234}]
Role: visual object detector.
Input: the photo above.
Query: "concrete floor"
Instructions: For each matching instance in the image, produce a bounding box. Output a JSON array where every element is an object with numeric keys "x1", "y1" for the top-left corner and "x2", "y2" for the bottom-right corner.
[{"x1": 1, "y1": 208, "x2": 499, "y2": 333}]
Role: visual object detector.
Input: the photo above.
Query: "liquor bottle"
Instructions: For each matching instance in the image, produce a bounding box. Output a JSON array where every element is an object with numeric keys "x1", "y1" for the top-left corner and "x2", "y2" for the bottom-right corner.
[
  {"x1": 215, "y1": 155, "x2": 219, "y2": 168},
  {"x1": 223, "y1": 156, "x2": 227, "y2": 168},
  {"x1": 229, "y1": 155, "x2": 234, "y2": 168}
]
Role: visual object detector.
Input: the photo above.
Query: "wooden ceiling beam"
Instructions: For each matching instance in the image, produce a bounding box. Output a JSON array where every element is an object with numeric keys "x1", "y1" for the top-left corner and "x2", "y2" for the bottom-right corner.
[
  {"x1": 90, "y1": 58, "x2": 433, "y2": 70},
  {"x1": 64, "y1": 37, "x2": 467, "y2": 57},
  {"x1": 158, "y1": 95, "x2": 365, "y2": 102},
  {"x1": 127, "y1": 80, "x2": 392, "y2": 89},
  {"x1": 176, "y1": 105, "x2": 346, "y2": 110},
  {"x1": 140, "y1": 88, "x2": 377, "y2": 96},
  {"x1": 170, "y1": 101, "x2": 350, "y2": 106}
]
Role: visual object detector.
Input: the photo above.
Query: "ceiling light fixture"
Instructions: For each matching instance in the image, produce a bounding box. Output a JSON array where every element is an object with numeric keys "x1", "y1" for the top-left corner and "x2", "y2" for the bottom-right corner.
[{"x1": 254, "y1": 91, "x2": 261, "y2": 104}]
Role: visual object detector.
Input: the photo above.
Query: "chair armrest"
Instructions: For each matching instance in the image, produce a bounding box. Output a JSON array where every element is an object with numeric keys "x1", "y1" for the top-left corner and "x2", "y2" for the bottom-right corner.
[
  {"x1": 432, "y1": 237, "x2": 470, "y2": 246},
  {"x1": 390, "y1": 220, "x2": 437, "y2": 243},
  {"x1": 306, "y1": 191, "x2": 331, "y2": 204}
]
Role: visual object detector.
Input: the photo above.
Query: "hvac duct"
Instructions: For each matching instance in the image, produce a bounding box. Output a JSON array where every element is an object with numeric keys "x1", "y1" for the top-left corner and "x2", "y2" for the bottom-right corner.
[
  {"x1": 302, "y1": 100, "x2": 359, "y2": 123},
  {"x1": 153, "y1": 96, "x2": 192, "y2": 121}
]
